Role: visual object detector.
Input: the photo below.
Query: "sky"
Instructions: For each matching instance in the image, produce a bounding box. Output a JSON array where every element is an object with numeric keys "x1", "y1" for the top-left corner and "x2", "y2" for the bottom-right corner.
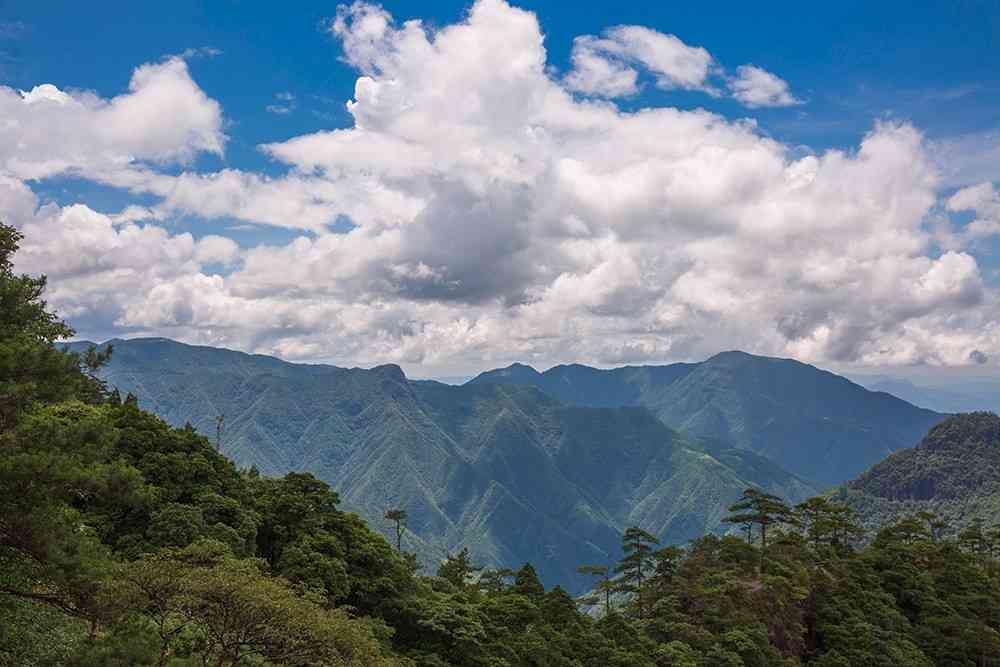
[{"x1": 2, "y1": 0, "x2": 1000, "y2": 377}]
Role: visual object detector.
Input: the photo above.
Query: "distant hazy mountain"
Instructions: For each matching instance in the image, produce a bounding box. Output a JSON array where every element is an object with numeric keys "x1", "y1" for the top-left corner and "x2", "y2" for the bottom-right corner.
[
  {"x1": 70, "y1": 338, "x2": 816, "y2": 592},
  {"x1": 472, "y1": 351, "x2": 945, "y2": 486},
  {"x1": 844, "y1": 412, "x2": 1000, "y2": 537},
  {"x1": 852, "y1": 374, "x2": 999, "y2": 414},
  {"x1": 426, "y1": 375, "x2": 474, "y2": 386}
]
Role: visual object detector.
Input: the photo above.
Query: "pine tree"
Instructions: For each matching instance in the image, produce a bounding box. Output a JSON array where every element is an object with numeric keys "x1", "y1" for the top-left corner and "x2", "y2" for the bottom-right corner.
[
  {"x1": 478, "y1": 567, "x2": 514, "y2": 594},
  {"x1": 795, "y1": 497, "x2": 862, "y2": 551},
  {"x1": 511, "y1": 563, "x2": 545, "y2": 598},
  {"x1": 724, "y1": 489, "x2": 795, "y2": 568},
  {"x1": 578, "y1": 564, "x2": 614, "y2": 616},
  {"x1": 384, "y1": 508, "x2": 407, "y2": 553},
  {"x1": 0, "y1": 222, "x2": 108, "y2": 428},
  {"x1": 960, "y1": 518, "x2": 988, "y2": 562},
  {"x1": 614, "y1": 526, "x2": 659, "y2": 618},
  {"x1": 437, "y1": 547, "x2": 481, "y2": 589}
]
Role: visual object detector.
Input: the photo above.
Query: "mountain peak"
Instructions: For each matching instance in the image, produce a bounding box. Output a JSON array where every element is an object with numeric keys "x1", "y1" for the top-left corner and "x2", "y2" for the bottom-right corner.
[
  {"x1": 703, "y1": 350, "x2": 798, "y2": 366},
  {"x1": 919, "y1": 412, "x2": 1000, "y2": 452},
  {"x1": 372, "y1": 363, "x2": 407, "y2": 382},
  {"x1": 505, "y1": 362, "x2": 539, "y2": 372},
  {"x1": 708, "y1": 349, "x2": 754, "y2": 359},
  {"x1": 468, "y1": 362, "x2": 541, "y2": 385}
]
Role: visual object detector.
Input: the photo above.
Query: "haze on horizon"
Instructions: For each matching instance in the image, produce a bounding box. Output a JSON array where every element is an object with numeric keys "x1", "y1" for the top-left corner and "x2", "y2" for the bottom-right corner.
[{"x1": 3, "y1": 0, "x2": 1000, "y2": 380}]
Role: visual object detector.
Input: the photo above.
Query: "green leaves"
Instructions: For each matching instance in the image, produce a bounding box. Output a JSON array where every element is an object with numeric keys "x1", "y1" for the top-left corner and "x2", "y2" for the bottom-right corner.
[
  {"x1": 437, "y1": 548, "x2": 482, "y2": 590},
  {"x1": 107, "y1": 541, "x2": 396, "y2": 666}
]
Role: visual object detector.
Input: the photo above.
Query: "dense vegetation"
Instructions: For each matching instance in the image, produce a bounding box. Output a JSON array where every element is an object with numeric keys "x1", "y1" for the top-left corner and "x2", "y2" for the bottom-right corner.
[
  {"x1": 69, "y1": 337, "x2": 817, "y2": 592},
  {"x1": 845, "y1": 411, "x2": 1000, "y2": 539},
  {"x1": 5, "y1": 222, "x2": 1000, "y2": 665}
]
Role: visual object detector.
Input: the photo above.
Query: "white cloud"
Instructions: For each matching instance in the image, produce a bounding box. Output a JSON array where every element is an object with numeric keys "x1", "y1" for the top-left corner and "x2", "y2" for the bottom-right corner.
[
  {"x1": 564, "y1": 24, "x2": 715, "y2": 97},
  {"x1": 266, "y1": 91, "x2": 297, "y2": 114},
  {"x1": 7, "y1": 190, "x2": 223, "y2": 336},
  {"x1": 0, "y1": 57, "x2": 224, "y2": 181},
  {"x1": 606, "y1": 26, "x2": 716, "y2": 92},
  {"x1": 728, "y1": 64, "x2": 802, "y2": 108},
  {"x1": 178, "y1": 46, "x2": 223, "y2": 59},
  {"x1": 946, "y1": 181, "x2": 1000, "y2": 243},
  {"x1": 563, "y1": 36, "x2": 638, "y2": 97},
  {"x1": 947, "y1": 181, "x2": 997, "y2": 213},
  {"x1": 195, "y1": 235, "x2": 241, "y2": 266},
  {"x1": 4, "y1": 0, "x2": 1000, "y2": 373},
  {"x1": 930, "y1": 130, "x2": 1000, "y2": 187}
]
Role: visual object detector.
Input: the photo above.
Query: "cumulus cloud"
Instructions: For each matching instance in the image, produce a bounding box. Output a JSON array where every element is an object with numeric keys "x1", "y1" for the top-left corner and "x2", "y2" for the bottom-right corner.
[
  {"x1": 565, "y1": 24, "x2": 715, "y2": 96},
  {"x1": 947, "y1": 181, "x2": 998, "y2": 213},
  {"x1": 945, "y1": 181, "x2": 1000, "y2": 242},
  {"x1": 194, "y1": 235, "x2": 241, "y2": 266},
  {"x1": 4, "y1": 0, "x2": 999, "y2": 373},
  {"x1": 728, "y1": 64, "x2": 802, "y2": 108},
  {"x1": 5, "y1": 185, "x2": 227, "y2": 338},
  {"x1": 563, "y1": 36, "x2": 639, "y2": 97},
  {"x1": 0, "y1": 57, "x2": 224, "y2": 181}
]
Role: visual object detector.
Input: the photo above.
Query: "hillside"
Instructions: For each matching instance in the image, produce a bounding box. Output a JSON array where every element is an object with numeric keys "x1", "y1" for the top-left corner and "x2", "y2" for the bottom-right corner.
[
  {"x1": 472, "y1": 351, "x2": 945, "y2": 485},
  {"x1": 844, "y1": 412, "x2": 1000, "y2": 535},
  {"x1": 70, "y1": 338, "x2": 817, "y2": 591}
]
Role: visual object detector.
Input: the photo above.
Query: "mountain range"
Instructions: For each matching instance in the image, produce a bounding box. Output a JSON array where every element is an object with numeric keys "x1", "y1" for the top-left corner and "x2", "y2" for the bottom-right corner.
[
  {"x1": 471, "y1": 351, "x2": 944, "y2": 485},
  {"x1": 851, "y1": 374, "x2": 1000, "y2": 414},
  {"x1": 70, "y1": 338, "x2": 944, "y2": 591}
]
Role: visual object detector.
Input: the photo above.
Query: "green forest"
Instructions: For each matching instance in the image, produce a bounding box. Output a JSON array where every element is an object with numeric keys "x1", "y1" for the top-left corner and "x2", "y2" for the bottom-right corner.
[{"x1": 4, "y1": 218, "x2": 1000, "y2": 667}]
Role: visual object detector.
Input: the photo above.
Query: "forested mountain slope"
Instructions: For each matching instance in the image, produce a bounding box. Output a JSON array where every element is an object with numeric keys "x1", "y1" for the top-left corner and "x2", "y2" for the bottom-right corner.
[
  {"x1": 70, "y1": 338, "x2": 816, "y2": 591},
  {"x1": 845, "y1": 412, "x2": 1000, "y2": 537},
  {"x1": 473, "y1": 351, "x2": 945, "y2": 485}
]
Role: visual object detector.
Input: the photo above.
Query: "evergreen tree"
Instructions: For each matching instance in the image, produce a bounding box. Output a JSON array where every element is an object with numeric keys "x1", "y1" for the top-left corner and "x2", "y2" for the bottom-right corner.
[
  {"x1": 384, "y1": 507, "x2": 408, "y2": 553},
  {"x1": 960, "y1": 518, "x2": 989, "y2": 561},
  {"x1": 614, "y1": 526, "x2": 659, "y2": 618},
  {"x1": 724, "y1": 488, "x2": 795, "y2": 567},
  {"x1": 795, "y1": 496, "x2": 862, "y2": 551},
  {"x1": 0, "y1": 222, "x2": 109, "y2": 428},
  {"x1": 477, "y1": 567, "x2": 514, "y2": 595},
  {"x1": 437, "y1": 547, "x2": 481, "y2": 589},
  {"x1": 511, "y1": 563, "x2": 545, "y2": 599},
  {"x1": 578, "y1": 563, "x2": 615, "y2": 615}
]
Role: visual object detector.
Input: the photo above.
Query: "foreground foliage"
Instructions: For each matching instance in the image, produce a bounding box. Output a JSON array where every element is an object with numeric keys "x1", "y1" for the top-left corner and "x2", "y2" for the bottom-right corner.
[{"x1": 3, "y1": 220, "x2": 1000, "y2": 666}]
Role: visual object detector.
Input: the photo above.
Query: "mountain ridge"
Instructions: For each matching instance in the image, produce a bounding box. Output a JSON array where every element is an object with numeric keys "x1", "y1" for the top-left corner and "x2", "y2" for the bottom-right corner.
[
  {"x1": 472, "y1": 349, "x2": 945, "y2": 485},
  {"x1": 68, "y1": 337, "x2": 820, "y2": 591}
]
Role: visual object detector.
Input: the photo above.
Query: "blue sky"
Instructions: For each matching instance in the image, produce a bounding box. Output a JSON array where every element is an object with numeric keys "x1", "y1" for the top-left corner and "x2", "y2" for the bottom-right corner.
[
  {"x1": 2, "y1": 0, "x2": 1000, "y2": 376},
  {"x1": 7, "y1": 1, "x2": 999, "y2": 159}
]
